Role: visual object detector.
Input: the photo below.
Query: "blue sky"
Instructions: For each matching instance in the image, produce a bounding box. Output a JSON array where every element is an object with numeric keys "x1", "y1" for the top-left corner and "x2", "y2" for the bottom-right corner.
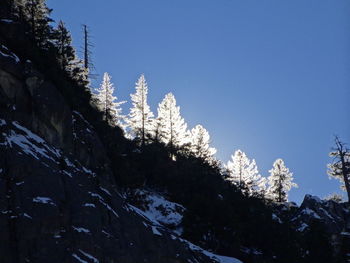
[{"x1": 48, "y1": 0, "x2": 350, "y2": 204}]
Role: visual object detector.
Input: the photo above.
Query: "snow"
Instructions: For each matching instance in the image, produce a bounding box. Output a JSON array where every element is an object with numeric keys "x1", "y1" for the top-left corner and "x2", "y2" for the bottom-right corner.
[
  {"x1": 82, "y1": 166, "x2": 95, "y2": 177},
  {"x1": 151, "y1": 226, "x2": 162, "y2": 236},
  {"x1": 23, "y1": 213, "x2": 32, "y2": 219},
  {"x1": 99, "y1": 186, "x2": 112, "y2": 196},
  {"x1": 16, "y1": 181, "x2": 24, "y2": 186},
  {"x1": 64, "y1": 158, "x2": 75, "y2": 167},
  {"x1": 297, "y1": 223, "x2": 308, "y2": 232},
  {"x1": 78, "y1": 249, "x2": 99, "y2": 263},
  {"x1": 0, "y1": 119, "x2": 6, "y2": 126},
  {"x1": 241, "y1": 247, "x2": 263, "y2": 255},
  {"x1": 83, "y1": 203, "x2": 96, "y2": 208},
  {"x1": 33, "y1": 197, "x2": 56, "y2": 206},
  {"x1": 62, "y1": 170, "x2": 73, "y2": 178},
  {"x1": 319, "y1": 207, "x2": 335, "y2": 220},
  {"x1": 301, "y1": 208, "x2": 321, "y2": 219},
  {"x1": 73, "y1": 111, "x2": 93, "y2": 128},
  {"x1": 72, "y1": 226, "x2": 90, "y2": 234},
  {"x1": 102, "y1": 229, "x2": 113, "y2": 238},
  {"x1": 272, "y1": 213, "x2": 282, "y2": 224},
  {"x1": 0, "y1": 19, "x2": 13, "y2": 23},
  {"x1": 72, "y1": 253, "x2": 88, "y2": 263},
  {"x1": 4, "y1": 122, "x2": 61, "y2": 163},
  {"x1": 88, "y1": 192, "x2": 119, "y2": 218},
  {"x1": 176, "y1": 236, "x2": 242, "y2": 263},
  {"x1": 340, "y1": 231, "x2": 350, "y2": 236},
  {"x1": 130, "y1": 190, "x2": 185, "y2": 228},
  {"x1": 0, "y1": 47, "x2": 20, "y2": 63}
]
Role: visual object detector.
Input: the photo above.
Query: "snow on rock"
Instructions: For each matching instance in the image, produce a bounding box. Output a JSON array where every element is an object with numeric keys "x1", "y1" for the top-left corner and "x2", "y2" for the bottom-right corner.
[
  {"x1": 151, "y1": 226, "x2": 162, "y2": 236},
  {"x1": 3, "y1": 121, "x2": 61, "y2": 163},
  {"x1": 72, "y1": 226, "x2": 91, "y2": 234},
  {"x1": 83, "y1": 203, "x2": 96, "y2": 208},
  {"x1": 72, "y1": 253, "x2": 88, "y2": 263},
  {"x1": 174, "y1": 235, "x2": 243, "y2": 263},
  {"x1": 99, "y1": 186, "x2": 112, "y2": 196},
  {"x1": 300, "y1": 208, "x2": 321, "y2": 219},
  {"x1": 0, "y1": 44, "x2": 20, "y2": 63},
  {"x1": 272, "y1": 213, "x2": 282, "y2": 224},
  {"x1": 78, "y1": 249, "x2": 99, "y2": 263},
  {"x1": 88, "y1": 192, "x2": 119, "y2": 218},
  {"x1": 297, "y1": 223, "x2": 309, "y2": 232},
  {"x1": 127, "y1": 189, "x2": 185, "y2": 231},
  {"x1": 0, "y1": 119, "x2": 6, "y2": 126},
  {"x1": 33, "y1": 197, "x2": 56, "y2": 206}
]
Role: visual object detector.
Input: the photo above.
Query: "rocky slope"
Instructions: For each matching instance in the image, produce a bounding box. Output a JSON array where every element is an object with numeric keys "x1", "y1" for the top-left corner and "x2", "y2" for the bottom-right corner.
[{"x1": 0, "y1": 43, "x2": 241, "y2": 263}]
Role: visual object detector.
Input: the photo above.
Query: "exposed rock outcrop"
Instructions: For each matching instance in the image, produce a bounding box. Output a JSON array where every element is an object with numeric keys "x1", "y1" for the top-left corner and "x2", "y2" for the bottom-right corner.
[{"x1": 0, "y1": 44, "x2": 241, "y2": 263}]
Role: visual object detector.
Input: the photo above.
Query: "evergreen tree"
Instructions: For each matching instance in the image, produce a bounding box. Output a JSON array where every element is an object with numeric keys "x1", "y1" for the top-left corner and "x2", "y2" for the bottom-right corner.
[
  {"x1": 53, "y1": 20, "x2": 75, "y2": 70},
  {"x1": 96, "y1": 72, "x2": 125, "y2": 127},
  {"x1": 190, "y1": 124, "x2": 216, "y2": 163},
  {"x1": 328, "y1": 136, "x2": 350, "y2": 202},
  {"x1": 127, "y1": 74, "x2": 154, "y2": 144},
  {"x1": 23, "y1": 0, "x2": 53, "y2": 46},
  {"x1": 156, "y1": 93, "x2": 188, "y2": 149},
  {"x1": 226, "y1": 150, "x2": 266, "y2": 194},
  {"x1": 266, "y1": 158, "x2": 297, "y2": 202}
]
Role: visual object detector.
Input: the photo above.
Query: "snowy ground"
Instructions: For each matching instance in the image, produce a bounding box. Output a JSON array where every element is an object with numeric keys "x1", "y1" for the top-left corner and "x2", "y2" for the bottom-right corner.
[{"x1": 125, "y1": 189, "x2": 242, "y2": 263}]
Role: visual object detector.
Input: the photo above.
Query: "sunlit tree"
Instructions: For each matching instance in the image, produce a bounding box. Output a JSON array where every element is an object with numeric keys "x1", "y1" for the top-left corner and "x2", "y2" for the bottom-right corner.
[
  {"x1": 96, "y1": 72, "x2": 125, "y2": 127},
  {"x1": 226, "y1": 150, "x2": 266, "y2": 194},
  {"x1": 156, "y1": 93, "x2": 188, "y2": 149},
  {"x1": 190, "y1": 124, "x2": 216, "y2": 163},
  {"x1": 266, "y1": 158, "x2": 297, "y2": 202},
  {"x1": 127, "y1": 74, "x2": 154, "y2": 144}
]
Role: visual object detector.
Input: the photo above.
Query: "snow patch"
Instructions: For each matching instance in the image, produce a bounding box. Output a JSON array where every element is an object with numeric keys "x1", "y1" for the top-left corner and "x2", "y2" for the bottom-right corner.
[
  {"x1": 33, "y1": 197, "x2": 56, "y2": 206},
  {"x1": 151, "y1": 226, "x2": 162, "y2": 236},
  {"x1": 83, "y1": 203, "x2": 96, "y2": 208},
  {"x1": 297, "y1": 223, "x2": 309, "y2": 232},
  {"x1": 72, "y1": 253, "x2": 88, "y2": 263},
  {"x1": 72, "y1": 226, "x2": 90, "y2": 234},
  {"x1": 99, "y1": 186, "x2": 112, "y2": 196},
  {"x1": 301, "y1": 208, "x2": 321, "y2": 219},
  {"x1": 175, "y1": 236, "x2": 242, "y2": 263},
  {"x1": 88, "y1": 192, "x2": 119, "y2": 218},
  {"x1": 78, "y1": 249, "x2": 99, "y2": 263}
]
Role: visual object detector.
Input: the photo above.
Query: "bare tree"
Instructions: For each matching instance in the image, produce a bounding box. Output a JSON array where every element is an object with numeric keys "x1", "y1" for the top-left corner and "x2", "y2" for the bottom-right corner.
[{"x1": 328, "y1": 136, "x2": 350, "y2": 203}]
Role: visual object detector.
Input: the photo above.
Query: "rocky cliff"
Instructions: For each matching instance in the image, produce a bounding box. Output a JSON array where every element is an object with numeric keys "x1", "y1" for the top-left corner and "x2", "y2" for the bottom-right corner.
[{"x1": 0, "y1": 42, "x2": 241, "y2": 263}]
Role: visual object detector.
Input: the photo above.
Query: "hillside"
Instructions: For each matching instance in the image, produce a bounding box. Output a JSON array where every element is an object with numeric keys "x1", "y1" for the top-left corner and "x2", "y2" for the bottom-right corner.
[{"x1": 0, "y1": 1, "x2": 349, "y2": 263}]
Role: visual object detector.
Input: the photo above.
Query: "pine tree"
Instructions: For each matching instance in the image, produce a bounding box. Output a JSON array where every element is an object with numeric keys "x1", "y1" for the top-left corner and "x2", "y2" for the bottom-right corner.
[
  {"x1": 96, "y1": 72, "x2": 125, "y2": 127},
  {"x1": 53, "y1": 20, "x2": 75, "y2": 70},
  {"x1": 23, "y1": 0, "x2": 53, "y2": 46},
  {"x1": 226, "y1": 150, "x2": 266, "y2": 194},
  {"x1": 156, "y1": 93, "x2": 188, "y2": 149},
  {"x1": 328, "y1": 136, "x2": 350, "y2": 202},
  {"x1": 266, "y1": 158, "x2": 297, "y2": 202},
  {"x1": 127, "y1": 74, "x2": 154, "y2": 144},
  {"x1": 190, "y1": 124, "x2": 216, "y2": 163}
]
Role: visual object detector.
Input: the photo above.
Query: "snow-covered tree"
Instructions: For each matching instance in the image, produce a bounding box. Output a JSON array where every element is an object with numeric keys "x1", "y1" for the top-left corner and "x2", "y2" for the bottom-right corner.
[
  {"x1": 266, "y1": 158, "x2": 297, "y2": 202},
  {"x1": 156, "y1": 93, "x2": 188, "y2": 148},
  {"x1": 226, "y1": 150, "x2": 266, "y2": 194},
  {"x1": 327, "y1": 136, "x2": 350, "y2": 202},
  {"x1": 95, "y1": 72, "x2": 125, "y2": 127},
  {"x1": 127, "y1": 74, "x2": 154, "y2": 144},
  {"x1": 190, "y1": 124, "x2": 216, "y2": 163}
]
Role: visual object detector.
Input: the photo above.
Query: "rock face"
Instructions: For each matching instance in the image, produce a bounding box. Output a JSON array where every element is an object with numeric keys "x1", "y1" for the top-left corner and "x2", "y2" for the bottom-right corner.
[
  {"x1": 292, "y1": 195, "x2": 350, "y2": 234},
  {"x1": 0, "y1": 44, "x2": 241, "y2": 263}
]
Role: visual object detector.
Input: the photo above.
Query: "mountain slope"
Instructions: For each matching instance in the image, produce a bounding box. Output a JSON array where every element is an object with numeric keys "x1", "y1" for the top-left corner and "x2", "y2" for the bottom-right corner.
[{"x1": 0, "y1": 42, "x2": 241, "y2": 263}]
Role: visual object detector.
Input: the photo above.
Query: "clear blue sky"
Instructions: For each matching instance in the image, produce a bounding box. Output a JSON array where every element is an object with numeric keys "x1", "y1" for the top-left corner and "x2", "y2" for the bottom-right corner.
[{"x1": 48, "y1": 0, "x2": 350, "y2": 204}]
